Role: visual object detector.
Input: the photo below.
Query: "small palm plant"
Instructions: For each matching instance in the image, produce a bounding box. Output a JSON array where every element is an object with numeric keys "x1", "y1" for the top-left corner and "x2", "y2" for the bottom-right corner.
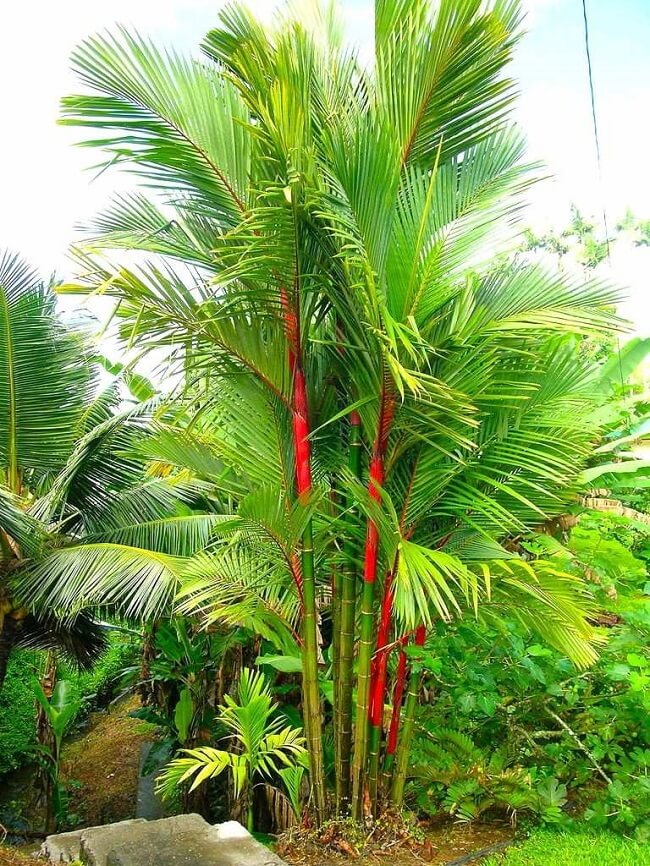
[{"x1": 156, "y1": 668, "x2": 307, "y2": 832}]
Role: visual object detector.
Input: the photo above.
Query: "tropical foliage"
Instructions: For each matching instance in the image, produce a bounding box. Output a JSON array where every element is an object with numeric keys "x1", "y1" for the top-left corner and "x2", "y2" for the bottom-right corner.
[
  {"x1": 157, "y1": 668, "x2": 307, "y2": 832},
  {"x1": 0, "y1": 251, "x2": 217, "y2": 693},
  {"x1": 41, "y1": 0, "x2": 628, "y2": 827}
]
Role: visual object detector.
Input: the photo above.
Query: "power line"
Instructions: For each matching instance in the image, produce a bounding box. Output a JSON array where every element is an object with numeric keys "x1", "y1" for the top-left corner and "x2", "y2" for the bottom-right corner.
[{"x1": 581, "y1": 0, "x2": 611, "y2": 261}]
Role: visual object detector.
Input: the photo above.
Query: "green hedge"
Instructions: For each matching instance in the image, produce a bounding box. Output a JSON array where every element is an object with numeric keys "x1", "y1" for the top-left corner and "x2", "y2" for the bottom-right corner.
[
  {"x1": 0, "y1": 650, "x2": 39, "y2": 773},
  {"x1": 0, "y1": 633, "x2": 139, "y2": 776}
]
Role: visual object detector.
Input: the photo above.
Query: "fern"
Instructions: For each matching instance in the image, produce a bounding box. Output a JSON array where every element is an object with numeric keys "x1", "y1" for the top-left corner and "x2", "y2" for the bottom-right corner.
[{"x1": 409, "y1": 728, "x2": 545, "y2": 824}]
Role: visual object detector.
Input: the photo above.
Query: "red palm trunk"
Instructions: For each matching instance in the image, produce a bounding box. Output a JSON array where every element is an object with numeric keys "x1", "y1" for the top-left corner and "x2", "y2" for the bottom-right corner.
[
  {"x1": 386, "y1": 638, "x2": 408, "y2": 761},
  {"x1": 280, "y1": 286, "x2": 325, "y2": 822},
  {"x1": 351, "y1": 381, "x2": 395, "y2": 817},
  {"x1": 389, "y1": 625, "x2": 427, "y2": 804},
  {"x1": 369, "y1": 571, "x2": 395, "y2": 728}
]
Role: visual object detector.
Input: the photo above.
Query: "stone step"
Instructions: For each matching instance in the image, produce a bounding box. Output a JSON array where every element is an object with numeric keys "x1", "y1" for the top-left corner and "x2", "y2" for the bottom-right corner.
[
  {"x1": 42, "y1": 819, "x2": 148, "y2": 863},
  {"x1": 42, "y1": 815, "x2": 287, "y2": 866}
]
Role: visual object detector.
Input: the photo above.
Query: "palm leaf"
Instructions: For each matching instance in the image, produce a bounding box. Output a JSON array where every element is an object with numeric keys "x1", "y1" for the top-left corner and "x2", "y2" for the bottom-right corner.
[
  {"x1": 0, "y1": 251, "x2": 93, "y2": 489},
  {"x1": 0, "y1": 486, "x2": 44, "y2": 557},
  {"x1": 61, "y1": 27, "x2": 252, "y2": 225},
  {"x1": 13, "y1": 612, "x2": 108, "y2": 670},
  {"x1": 15, "y1": 543, "x2": 187, "y2": 621}
]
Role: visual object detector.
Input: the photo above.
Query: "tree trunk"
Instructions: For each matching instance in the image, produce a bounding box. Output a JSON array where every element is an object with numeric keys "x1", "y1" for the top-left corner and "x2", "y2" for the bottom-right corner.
[
  {"x1": 36, "y1": 651, "x2": 58, "y2": 834},
  {"x1": 351, "y1": 384, "x2": 394, "y2": 819},
  {"x1": 367, "y1": 558, "x2": 398, "y2": 803},
  {"x1": 335, "y1": 410, "x2": 362, "y2": 815},
  {"x1": 383, "y1": 641, "x2": 407, "y2": 778},
  {"x1": 389, "y1": 626, "x2": 426, "y2": 806},
  {"x1": 138, "y1": 622, "x2": 158, "y2": 706},
  {"x1": 281, "y1": 287, "x2": 326, "y2": 824}
]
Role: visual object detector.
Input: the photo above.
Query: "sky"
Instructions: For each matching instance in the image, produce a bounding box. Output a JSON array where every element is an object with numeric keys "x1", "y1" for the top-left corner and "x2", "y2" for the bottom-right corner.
[{"x1": 1, "y1": 0, "x2": 648, "y2": 330}]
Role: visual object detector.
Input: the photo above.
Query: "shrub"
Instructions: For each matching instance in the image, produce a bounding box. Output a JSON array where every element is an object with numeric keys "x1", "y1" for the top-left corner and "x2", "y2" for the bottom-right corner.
[
  {"x1": 58, "y1": 632, "x2": 139, "y2": 720},
  {"x1": 0, "y1": 650, "x2": 39, "y2": 773}
]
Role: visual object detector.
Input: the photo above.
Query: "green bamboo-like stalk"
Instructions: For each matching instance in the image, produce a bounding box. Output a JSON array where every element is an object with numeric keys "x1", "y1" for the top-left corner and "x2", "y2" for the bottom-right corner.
[
  {"x1": 331, "y1": 488, "x2": 342, "y2": 793},
  {"x1": 389, "y1": 627, "x2": 426, "y2": 806},
  {"x1": 335, "y1": 411, "x2": 362, "y2": 814},
  {"x1": 351, "y1": 576, "x2": 378, "y2": 819},
  {"x1": 382, "y1": 639, "x2": 408, "y2": 784},
  {"x1": 301, "y1": 517, "x2": 327, "y2": 822},
  {"x1": 387, "y1": 669, "x2": 418, "y2": 806},
  {"x1": 366, "y1": 722, "x2": 382, "y2": 805}
]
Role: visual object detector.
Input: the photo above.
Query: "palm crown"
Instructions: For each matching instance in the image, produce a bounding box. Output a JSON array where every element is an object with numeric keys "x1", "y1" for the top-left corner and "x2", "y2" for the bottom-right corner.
[
  {"x1": 0, "y1": 251, "x2": 227, "y2": 690},
  {"x1": 55, "y1": 0, "x2": 622, "y2": 821}
]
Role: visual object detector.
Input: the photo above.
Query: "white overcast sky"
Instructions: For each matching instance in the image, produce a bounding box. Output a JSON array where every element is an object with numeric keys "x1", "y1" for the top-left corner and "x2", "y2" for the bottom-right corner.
[{"x1": 1, "y1": 0, "x2": 648, "y2": 332}]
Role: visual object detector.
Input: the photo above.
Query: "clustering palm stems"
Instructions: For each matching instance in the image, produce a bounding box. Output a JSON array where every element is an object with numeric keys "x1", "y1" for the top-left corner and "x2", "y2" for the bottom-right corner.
[{"x1": 54, "y1": 0, "x2": 623, "y2": 823}]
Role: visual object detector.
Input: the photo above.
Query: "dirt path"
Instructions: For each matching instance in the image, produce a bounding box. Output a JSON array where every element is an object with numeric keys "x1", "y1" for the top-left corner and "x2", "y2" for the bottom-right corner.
[{"x1": 61, "y1": 695, "x2": 155, "y2": 827}]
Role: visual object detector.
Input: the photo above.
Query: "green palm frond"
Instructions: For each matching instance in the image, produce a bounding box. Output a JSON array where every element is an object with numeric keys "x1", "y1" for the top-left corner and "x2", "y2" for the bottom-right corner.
[
  {"x1": 388, "y1": 128, "x2": 537, "y2": 326},
  {"x1": 178, "y1": 547, "x2": 300, "y2": 652},
  {"x1": 157, "y1": 747, "x2": 247, "y2": 800},
  {"x1": 80, "y1": 192, "x2": 218, "y2": 267},
  {"x1": 393, "y1": 544, "x2": 600, "y2": 668},
  {"x1": 0, "y1": 486, "x2": 44, "y2": 557},
  {"x1": 61, "y1": 27, "x2": 252, "y2": 224},
  {"x1": 482, "y1": 559, "x2": 603, "y2": 669},
  {"x1": 0, "y1": 250, "x2": 94, "y2": 490},
  {"x1": 15, "y1": 543, "x2": 187, "y2": 621},
  {"x1": 157, "y1": 668, "x2": 306, "y2": 807},
  {"x1": 33, "y1": 399, "x2": 155, "y2": 526},
  {"x1": 375, "y1": 0, "x2": 523, "y2": 166},
  {"x1": 87, "y1": 512, "x2": 227, "y2": 556},
  {"x1": 394, "y1": 539, "x2": 471, "y2": 629},
  {"x1": 13, "y1": 612, "x2": 108, "y2": 670},
  {"x1": 459, "y1": 261, "x2": 622, "y2": 337}
]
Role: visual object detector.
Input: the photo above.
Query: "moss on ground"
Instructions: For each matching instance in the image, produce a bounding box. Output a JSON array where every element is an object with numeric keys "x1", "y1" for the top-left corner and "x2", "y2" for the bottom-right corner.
[{"x1": 60, "y1": 695, "x2": 155, "y2": 827}]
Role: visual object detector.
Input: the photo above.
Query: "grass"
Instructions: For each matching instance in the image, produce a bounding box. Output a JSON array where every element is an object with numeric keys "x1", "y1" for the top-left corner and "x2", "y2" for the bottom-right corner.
[{"x1": 482, "y1": 829, "x2": 648, "y2": 866}]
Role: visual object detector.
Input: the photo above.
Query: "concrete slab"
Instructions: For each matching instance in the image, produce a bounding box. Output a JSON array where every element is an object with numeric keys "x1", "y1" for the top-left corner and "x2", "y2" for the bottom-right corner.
[
  {"x1": 42, "y1": 814, "x2": 287, "y2": 866},
  {"x1": 42, "y1": 819, "x2": 147, "y2": 863}
]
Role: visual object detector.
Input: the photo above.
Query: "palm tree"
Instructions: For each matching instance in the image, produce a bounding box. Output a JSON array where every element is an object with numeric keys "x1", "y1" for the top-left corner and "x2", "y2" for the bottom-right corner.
[
  {"x1": 156, "y1": 668, "x2": 307, "y2": 833},
  {"x1": 55, "y1": 0, "x2": 622, "y2": 822},
  {"x1": 0, "y1": 251, "x2": 225, "y2": 692}
]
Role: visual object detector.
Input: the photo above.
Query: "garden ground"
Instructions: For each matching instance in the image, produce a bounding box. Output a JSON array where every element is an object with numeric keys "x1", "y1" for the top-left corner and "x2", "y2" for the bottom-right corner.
[
  {"x1": 2, "y1": 828, "x2": 647, "y2": 866},
  {"x1": 278, "y1": 819, "x2": 512, "y2": 865},
  {"x1": 60, "y1": 695, "x2": 154, "y2": 827}
]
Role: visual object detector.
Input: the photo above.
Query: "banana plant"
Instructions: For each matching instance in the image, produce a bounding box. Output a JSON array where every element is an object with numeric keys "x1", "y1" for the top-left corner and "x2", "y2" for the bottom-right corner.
[
  {"x1": 32, "y1": 678, "x2": 83, "y2": 830},
  {"x1": 156, "y1": 668, "x2": 307, "y2": 832}
]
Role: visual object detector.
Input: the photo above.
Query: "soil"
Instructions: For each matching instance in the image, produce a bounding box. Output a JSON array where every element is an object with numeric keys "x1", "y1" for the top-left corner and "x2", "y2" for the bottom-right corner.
[
  {"x1": 0, "y1": 846, "x2": 37, "y2": 866},
  {"x1": 278, "y1": 818, "x2": 513, "y2": 866},
  {"x1": 60, "y1": 695, "x2": 155, "y2": 827}
]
